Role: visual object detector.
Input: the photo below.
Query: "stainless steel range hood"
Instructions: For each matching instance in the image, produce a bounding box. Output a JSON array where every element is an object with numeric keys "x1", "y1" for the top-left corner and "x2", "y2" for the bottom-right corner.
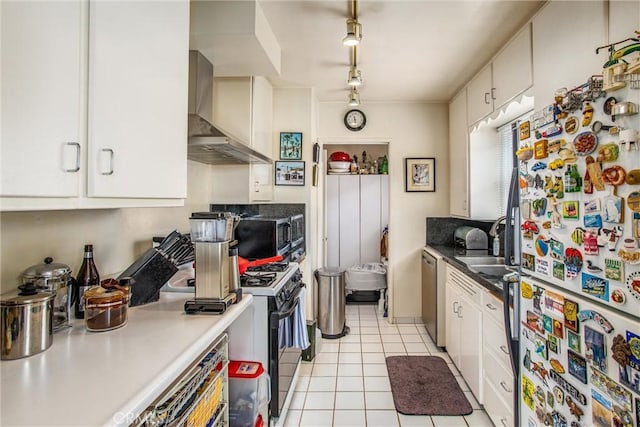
[{"x1": 188, "y1": 51, "x2": 271, "y2": 165}]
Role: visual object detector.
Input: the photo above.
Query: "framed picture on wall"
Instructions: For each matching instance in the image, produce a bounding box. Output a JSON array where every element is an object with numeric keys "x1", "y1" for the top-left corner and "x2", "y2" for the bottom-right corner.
[
  {"x1": 280, "y1": 132, "x2": 302, "y2": 160},
  {"x1": 275, "y1": 161, "x2": 305, "y2": 186},
  {"x1": 405, "y1": 157, "x2": 435, "y2": 192}
]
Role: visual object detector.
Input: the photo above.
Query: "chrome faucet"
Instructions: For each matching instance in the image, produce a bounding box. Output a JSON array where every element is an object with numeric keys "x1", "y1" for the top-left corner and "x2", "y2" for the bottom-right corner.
[{"x1": 489, "y1": 216, "x2": 507, "y2": 237}]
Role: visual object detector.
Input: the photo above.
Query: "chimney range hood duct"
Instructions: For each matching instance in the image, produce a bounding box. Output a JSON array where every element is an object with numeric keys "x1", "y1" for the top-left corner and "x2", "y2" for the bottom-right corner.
[{"x1": 188, "y1": 51, "x2": 272, "y2": 165}]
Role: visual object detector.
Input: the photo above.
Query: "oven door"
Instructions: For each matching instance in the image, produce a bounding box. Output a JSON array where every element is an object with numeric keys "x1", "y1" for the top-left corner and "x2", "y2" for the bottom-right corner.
[{"x1": 268, "y1": 284, "x2": 303, "y2": 418}]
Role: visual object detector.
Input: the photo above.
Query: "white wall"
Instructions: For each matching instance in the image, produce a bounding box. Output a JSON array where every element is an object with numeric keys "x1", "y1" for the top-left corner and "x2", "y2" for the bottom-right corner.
[
  {"x1": 318, "y1": 102, "x2": 449, "y2": 320},
  {"x1": 0, "y1": 161, "x2": 216, "y2": 292}
]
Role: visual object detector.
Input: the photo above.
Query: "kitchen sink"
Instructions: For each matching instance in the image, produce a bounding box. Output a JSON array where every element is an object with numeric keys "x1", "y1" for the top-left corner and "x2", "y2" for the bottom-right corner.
[
  {"x1": 454, "y1": 256, "x2": 505, "y2": 265},
  {"x1": 467, "y1": 264, "x2": 515, "y2": 277}
]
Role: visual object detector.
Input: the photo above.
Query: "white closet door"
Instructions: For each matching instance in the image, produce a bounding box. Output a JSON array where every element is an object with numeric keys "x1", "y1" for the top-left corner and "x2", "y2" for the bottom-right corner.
[
  {"x1": 339, "y1": 175, "x2": 360, "y2": 269},
  {"x1": 381, "y1": 175, "x2": 389, "y2": 231},
  {"x1": 325, "y1": 175, "x2": 340, "y2": 268},
  {"x1": 360, "y1": 175, "x2": 382, "y2": 263}
]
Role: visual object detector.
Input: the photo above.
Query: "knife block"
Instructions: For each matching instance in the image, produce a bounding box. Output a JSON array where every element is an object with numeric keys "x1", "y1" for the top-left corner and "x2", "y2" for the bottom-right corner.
[{"x1": 118, "y1": 248, "x2": 178, "y2": 306}]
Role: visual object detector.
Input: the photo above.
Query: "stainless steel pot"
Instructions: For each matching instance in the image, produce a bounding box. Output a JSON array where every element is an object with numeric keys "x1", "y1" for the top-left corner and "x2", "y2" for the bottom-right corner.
[
  {"x1": 1, "y1": 283, "x2": 54, "y2": 360},
  {"x1": 22, "y1": 257, "x2": 75, "y2": 332}
]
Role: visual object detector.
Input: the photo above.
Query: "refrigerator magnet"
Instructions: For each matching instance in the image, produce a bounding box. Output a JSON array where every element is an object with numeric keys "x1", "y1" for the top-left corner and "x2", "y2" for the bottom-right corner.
[
  {"x1": 567, "y1": 330, "x2": 581, "y2": 352},
  {"x1": 565, "y1": 248, "x2": 584, "y2": 279},
  {"x1": 577, "y1": 310, "x2": 614, "y2": 333},
  {"x1": 605, "y1": 258, "x2": 624, "y2": 281},
  {"x1": 625, "y1": 271, "x2": 640, "y2": 300},
  {"x1": 585, "y1": 325, "x2": 608, "y2": 373},
  {"x1": 568, "y1": 350, "x2": 588, "y2": 384},
  {"x1": 582, "y1": 273, "x2": 610, "y2": 301},
  {"x1": 564, "y1": 298, "x2": 579, "y2": 332}
]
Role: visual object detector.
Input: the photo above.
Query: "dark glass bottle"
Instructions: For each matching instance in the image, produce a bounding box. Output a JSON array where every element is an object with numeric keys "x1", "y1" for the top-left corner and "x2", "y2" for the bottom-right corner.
[{"x1": 74, "y1": 244, "x2": 100, "y2": 319}]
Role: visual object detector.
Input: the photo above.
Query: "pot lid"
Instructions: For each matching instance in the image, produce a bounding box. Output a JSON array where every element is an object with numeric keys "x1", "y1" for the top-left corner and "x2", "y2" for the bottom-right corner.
[
  {"x1": 0, "y1": 283, "x2": 55, "y2": 306},
  {"x1": 22, "y1": 257, "x2": 72, "y2": 279}
]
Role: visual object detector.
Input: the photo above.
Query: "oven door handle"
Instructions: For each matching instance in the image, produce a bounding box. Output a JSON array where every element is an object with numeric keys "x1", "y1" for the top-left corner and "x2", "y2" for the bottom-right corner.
[{"x1": 269, "y1": 284, "x2": 304, "y2": 329}]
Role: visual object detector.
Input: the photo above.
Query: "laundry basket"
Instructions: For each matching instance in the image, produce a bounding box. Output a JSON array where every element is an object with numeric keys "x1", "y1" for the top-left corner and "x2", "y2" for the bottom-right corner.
[{"x1": 345, "y1": 263, "x2": 387, "y2": 292}]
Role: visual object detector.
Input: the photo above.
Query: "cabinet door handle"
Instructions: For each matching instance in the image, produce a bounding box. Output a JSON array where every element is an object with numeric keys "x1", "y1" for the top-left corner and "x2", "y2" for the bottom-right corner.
[
  {"x1": 500, "y1": 345, "x2": 509, "y2": 355},
  {"x1": 100, "y1": 148, "x2": 114, "y2": 175},
  {"x1": 500, "y1": 418, "x2": 509, "y2": 427},
  {"x1": 457, "y1": 305, "x2": 463, "y2": 318},
  {"x1": 491, "y1": 87, "x2": 496, "y2": 100},
  {"x1": 64, "y1": 142, "x2": 81, "y2": 172},
  {"x1": 500, "y1": 381, "x2": 512, "y2": 393},
  {"x1": 484, "y1": 92, "x2": 491, "y2": 104},
  {"x1": 254, "y1": 181, "x2": 260, "y2": 192},
  {"x1": 486, "y1": 303, "x2": 497, "y2": 311},
  {"x1": 453, "y1": 301, "x2": 459, "y2": 314}
]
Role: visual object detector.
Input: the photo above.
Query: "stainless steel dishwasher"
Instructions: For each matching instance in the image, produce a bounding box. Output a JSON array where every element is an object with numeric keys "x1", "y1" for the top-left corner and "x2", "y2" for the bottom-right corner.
[{"x1": 422, "y1": 248, "x2": 445, "y2": 346}]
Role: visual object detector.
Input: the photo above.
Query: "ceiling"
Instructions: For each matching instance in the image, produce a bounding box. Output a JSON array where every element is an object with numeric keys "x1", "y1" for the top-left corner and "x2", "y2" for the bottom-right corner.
[{"x1": 259, "y1": 0, "x2": 545, "y2": 103}]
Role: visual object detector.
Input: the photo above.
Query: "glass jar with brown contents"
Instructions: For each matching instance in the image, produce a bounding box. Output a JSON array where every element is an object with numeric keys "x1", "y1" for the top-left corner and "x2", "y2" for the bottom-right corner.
[{"x1": 84, "y1": 287, "x2": 127, "y2": 332}]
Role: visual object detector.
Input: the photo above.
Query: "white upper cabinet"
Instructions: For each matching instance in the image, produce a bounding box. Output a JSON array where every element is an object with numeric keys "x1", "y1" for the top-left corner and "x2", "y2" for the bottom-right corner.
[
  {"x1": 1, "y1": 0, "x2": 189, "y2": 210},
  {"x1": 87, "y1": 0, "x2": 189, "y2": 199},
  {"x1": 492, "y1": 24, "x2": 533, "y2": 108},
  {"x1": 448, "y1": 89, "x2": 469, "y2": 218},
  {"x1": 532, "y1": 1, "x2": 607, "y2": 109},
  {"x1": 467, "y1": 24, "x2": 532, "y2": 125},
  {"x1": 1, "y1": 1, "x2": 84, "y2": 198}
]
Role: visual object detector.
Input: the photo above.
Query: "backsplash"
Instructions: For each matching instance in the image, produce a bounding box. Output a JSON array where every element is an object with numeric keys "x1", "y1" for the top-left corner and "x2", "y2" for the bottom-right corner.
[
  {"x1": 210, "y1": 203, "x2": 305, "y2": 218},
  {"x1": 425, "y1": 216, "x2": 495, "y2": 247}
]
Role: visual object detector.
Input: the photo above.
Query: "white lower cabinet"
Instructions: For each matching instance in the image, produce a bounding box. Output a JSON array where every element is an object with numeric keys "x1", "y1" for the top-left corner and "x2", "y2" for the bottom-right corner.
[
  {"x1": 445, "y1": 265, "x2": 484, "y2": 401},
  {"x1": 482, "y1": 293, "x2": 515, "y2": 427}
]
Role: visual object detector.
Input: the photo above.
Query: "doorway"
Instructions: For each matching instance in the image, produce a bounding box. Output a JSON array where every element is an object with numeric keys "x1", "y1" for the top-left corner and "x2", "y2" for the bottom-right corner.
[{"x1": 322, "y1": 142, "x2": 390, "y2": 308}]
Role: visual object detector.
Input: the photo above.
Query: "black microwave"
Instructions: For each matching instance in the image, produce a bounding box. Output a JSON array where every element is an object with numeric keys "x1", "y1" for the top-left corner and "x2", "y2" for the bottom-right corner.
[{"x1": 235, "y1": 217, "x2": 291, "y2": 259}]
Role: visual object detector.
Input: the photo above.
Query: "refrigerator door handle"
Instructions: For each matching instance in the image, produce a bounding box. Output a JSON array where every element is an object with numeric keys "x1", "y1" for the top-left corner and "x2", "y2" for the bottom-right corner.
[{"x1": 505, "y1": 166, "x2": 519, "y2": 267}]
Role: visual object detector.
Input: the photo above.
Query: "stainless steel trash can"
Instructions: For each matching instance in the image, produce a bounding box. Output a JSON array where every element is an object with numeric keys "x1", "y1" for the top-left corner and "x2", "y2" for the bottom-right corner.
[{"x1": 314, "y1": 268, "x2": 349, "y2": 339}]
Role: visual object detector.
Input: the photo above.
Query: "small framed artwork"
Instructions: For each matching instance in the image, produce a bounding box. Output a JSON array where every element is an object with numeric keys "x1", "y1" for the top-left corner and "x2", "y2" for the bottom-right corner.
[
  {"x1": 405, "y1": 157, "x2": 435, "y2": 192},
  {"x1": 519, "y1": 121, "x2": 530, "y2": 141},
  {"x1": 280, "y1": 132, "x2": 302, "y2": 160},
  {"x1": 275, "y1": 161, "x2": 305, "y2": 186}
]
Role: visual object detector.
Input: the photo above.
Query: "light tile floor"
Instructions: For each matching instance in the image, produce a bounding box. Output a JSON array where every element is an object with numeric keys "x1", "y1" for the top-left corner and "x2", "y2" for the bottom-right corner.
[{"x1": 283, "y1": 304, "x2": 494, "y2": 427}]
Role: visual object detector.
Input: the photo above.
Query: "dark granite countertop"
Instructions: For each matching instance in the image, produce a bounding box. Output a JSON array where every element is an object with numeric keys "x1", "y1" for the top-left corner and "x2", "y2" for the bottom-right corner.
[{"x1": 425, "y1": 244, "x2": 510, "y2": 302}]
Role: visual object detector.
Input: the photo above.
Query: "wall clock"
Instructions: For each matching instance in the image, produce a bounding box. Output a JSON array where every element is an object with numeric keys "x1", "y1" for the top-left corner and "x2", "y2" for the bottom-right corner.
[{"x1": 344, "y1": 109, "x2": 366, "y2": 131}]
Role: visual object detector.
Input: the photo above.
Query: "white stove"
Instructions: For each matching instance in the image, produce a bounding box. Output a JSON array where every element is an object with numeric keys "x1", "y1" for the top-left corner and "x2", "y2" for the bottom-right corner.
[
  {"x1": 241, "y1": 261, "x2": 304, "y2": 423},
  {"x1": 240, "y1": 262, "x2": 300, "y2": 297}
]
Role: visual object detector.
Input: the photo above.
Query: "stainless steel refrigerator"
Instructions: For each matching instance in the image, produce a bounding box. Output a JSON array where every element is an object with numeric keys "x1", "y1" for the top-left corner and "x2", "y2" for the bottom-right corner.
[{"x1": 502, "y1": 63, "x2": 640, "y2": 426}]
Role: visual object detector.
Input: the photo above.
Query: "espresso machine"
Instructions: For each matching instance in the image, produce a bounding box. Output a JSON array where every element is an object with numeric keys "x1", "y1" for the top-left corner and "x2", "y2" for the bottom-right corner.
[{"x1": 184, "y1": 212, "x2": 242, "y2": 314}]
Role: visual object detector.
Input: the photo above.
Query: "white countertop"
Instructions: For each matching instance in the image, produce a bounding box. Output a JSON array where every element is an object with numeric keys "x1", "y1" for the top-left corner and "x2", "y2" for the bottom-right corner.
[{"x1": 0, "y1": 292, "x2": 253, "y2": 427}]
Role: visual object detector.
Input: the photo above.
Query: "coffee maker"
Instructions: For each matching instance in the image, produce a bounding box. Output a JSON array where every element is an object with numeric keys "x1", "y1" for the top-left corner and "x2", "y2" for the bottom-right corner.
[{"x1": 184, "y1": 212, "x2": 242, "y2": 314}]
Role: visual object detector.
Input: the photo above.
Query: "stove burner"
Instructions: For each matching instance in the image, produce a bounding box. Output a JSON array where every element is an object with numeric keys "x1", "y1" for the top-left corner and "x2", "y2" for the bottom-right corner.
[
  {"x1": 246, "y1": 262, "x2": 289, "y2": 273},
  {"x1": 241, "y1": 272, "x2": 277, "y2": 287}
]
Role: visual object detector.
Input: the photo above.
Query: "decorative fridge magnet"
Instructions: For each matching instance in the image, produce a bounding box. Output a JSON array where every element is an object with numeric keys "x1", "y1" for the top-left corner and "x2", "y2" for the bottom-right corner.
[
  {"x1": 581, "y1": 102, "x2": 594, "y2": 127},
  {"x1": 585, "y1": 155, "x2": 606, "y2": 191},
  {"x1": 565, "y1": 248, "x2": 583, "y2": 279},
  {"x1": 591, "y1": 389, "x2": 613, "y2": 426},
  {"x1": 627, "y1": 191, "x2": 640, "y2": 212},
  {"x1": 599, "y1": 226, "x2": 623, "y2": 251},
  {"x1": 625, "y1": 271, "x2": 640, "y2": 300},
  {"x1": 605, "y1": 258, "x2": 624, "y2": 281},
  {"x1": 521, "y1": 281, "x2": 534, "y2": 299},
  {"x1": 564, "y1": 116, "x2": 579, "y2": 134},
  {"x1": 547, "y1": 390, "x2": 555, "y2": 409},
  {"x1": 584, "y1": 213, "x2": 603, "y2": 228},
  {"x1": 563, "y1": 201, "x2": 579, "y2": 219},
  {"x1": 535, "y1": 235, "x2": 550, "y2": 257},
  {"x1": 516, "y1": 144, "x2": 534, "y2": 162},
  {"x1": 604, "y1": 96, "x2": 617, "y2": 115},
  {"x1": 583, "y1": 230, "x2": 599, "y2": 255},
  {"x1": 584, "y1": 325, "x2": 608, "y2": 373},
  {"x1": 552, "y1": 318, "x2": 564, "y2": 339},
  {"x1": 603, "y1": 194, "x2": 624, "y2": 223},
  {"x1": 531, "y1": 161, "x2": 547, "y2": 171},
  {"x1": 584, "y1": 199, "x2": 601, "y2": 213},
  {"x1": 535, "y1": 139, "x2": 550, "y2": 159},
  {"x1": 574, "y1": 131, "x2": 598, "y2": 155},
  {"x1": 549, "y1": 359, "x2": 564, "y2": 374},
  {"x1": 568, "y1": 350, "x2": 588, "y2": 384},
  {"x1": 626, "y1": 171, "x2": 640, "y2": 185},
  {"x1": 589, "y1": 367, "x2": 633, "y2": 410},
  {"x1": 542, "y1": 124, "x2": 563, "y2": 138},
  {"x1": 611, "y1": 289, "x2": 626, "y2": 304},
  {"x1": 548, "y1": 139, "x2": 566, "y2": 153},
  {"x1": 549, "y1": 369, "x2": 587, "y2": 406},
  {"x1": 544, "y1": 290, "x2": 565, "y2": 316},
  {"x1": 547, "y1": 334, "x2": 559, "y2": 354},
  {"x1": 627, "y1": 331, "x2": 640, "y2": 371},
  {"x1": 563, "y1": 298, "x2": 579, "y2": 332},
  {"x1": 550, "y1": 238, "x2": 565, "y2": 261},
  {"x1": 586, "y1": 260, "x2": 603, "y2": 274},
  {"x1": 527, "y1": 310, "x2": 545, "y2": 334},
  {"x1": 522, "y1": 375, "x2": 536, "y2": 411},
  {"x1": 543, "y1": 314, "x2": 553, "y2": 333},
  {"x1": 553, "y1": 261, "x2": 565, "y2": 280},
  {"x1": 582, "y1": 273, "x2": 609, "y2": 301},
  {"x1": 565, "y1": 396, "x2": 584, "y2": 421},
  {"x1": 577, "y1": 310, "x2": 614, "y2": 333},
  {"x1": 612, "y1": 405, "x2": 633, "y2": 427},
  {"x1": 619, "y1": 129, "x2": 639, "y2": 151},
  {"x1": 618, "y1": 248, "x2": 640, "y2": 264},
  {"x1": 602, "y1": 165, "x2": 627, "y2": 187},
  {"x1": 520, "y1": 121, "x2": 531, "y2": 140},
  {"x1": 522, "y1": 253, "x2": 536, "y2": 271},
  {"x1": 596, "y1": 143, "x2": 620, "y2": 163},
  {"x1": 533, "y1": 286, "x2": 544, "y2": 313},
  {"x1": 535, "y1": 334, "x2": 548, "y2": 359},
  {"x1": 567, "y1": 330, "x2": 581, "y2": 352},
  {"x1": 612, "y1": 334, "x2": 640, "y2": 394}
]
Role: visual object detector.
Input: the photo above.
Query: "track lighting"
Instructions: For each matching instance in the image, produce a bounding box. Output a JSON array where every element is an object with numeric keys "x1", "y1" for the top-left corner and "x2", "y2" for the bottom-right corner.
[
  {"x1": 347, "y1": 67, "x2": 362, "y2": 86},
  {"x1": 348, "y1": 88, "x2": 360, "y2": 106},
  {"x1": 342, "y1": 18, "x2": 362, "y2": 46}
]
